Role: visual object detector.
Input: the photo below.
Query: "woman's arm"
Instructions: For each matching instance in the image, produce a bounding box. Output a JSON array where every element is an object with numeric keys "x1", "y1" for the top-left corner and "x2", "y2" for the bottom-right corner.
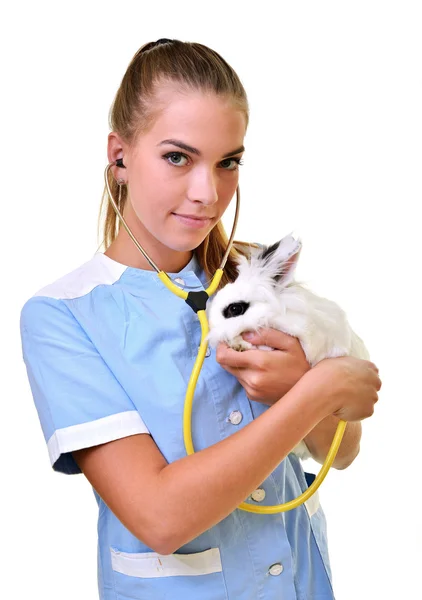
[
  {"x1": 219, "y1": 329, "x2": 363, "y2": 469},
  {"x1": 74, "y1": 377, "x2": 330, "y2": 555},
  {"x1": 73, "y1": 356, "x2": 380, "y2": 555},
  {"x1": 304, "y1": 416, "x2": 362, "y2": 469}
]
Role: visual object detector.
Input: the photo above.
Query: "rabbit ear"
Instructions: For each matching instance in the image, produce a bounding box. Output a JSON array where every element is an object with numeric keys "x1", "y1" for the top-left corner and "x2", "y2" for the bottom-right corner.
[{"x1": 257, "y1": 234, "x2": 302, "y2": 285}]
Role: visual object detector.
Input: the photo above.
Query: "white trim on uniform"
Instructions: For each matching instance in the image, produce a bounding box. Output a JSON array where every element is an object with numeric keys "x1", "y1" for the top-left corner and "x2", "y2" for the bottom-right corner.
[
  {"x1": 34, "y1": 253, "x2": 127, "y2": 300},
  {"x1": 305, "y1": 490, "x2": 320, "y2": 518},
  {"x1": 47, "y1": 410, "x2": 150, "y2": 465},
  {"x1": 110, "y1": 547, "x2": 223, "y2": 578}
]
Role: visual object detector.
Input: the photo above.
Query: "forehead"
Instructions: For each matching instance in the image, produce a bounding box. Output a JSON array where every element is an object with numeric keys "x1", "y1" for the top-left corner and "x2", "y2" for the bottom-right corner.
[{"x1": 141, "y1": 84, "x2": 246, "y2": 152}]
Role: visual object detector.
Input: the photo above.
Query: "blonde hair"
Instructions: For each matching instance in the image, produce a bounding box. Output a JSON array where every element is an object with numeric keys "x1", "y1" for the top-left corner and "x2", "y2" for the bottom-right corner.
[{"x1": 97, "y1": 39, "x2": 255, "y2": 287}]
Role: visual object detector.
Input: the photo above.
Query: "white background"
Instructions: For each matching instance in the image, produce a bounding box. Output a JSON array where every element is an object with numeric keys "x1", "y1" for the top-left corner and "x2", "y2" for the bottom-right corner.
[{"x1": 2, "y1": 1, "x2": 421, "y2": 598}]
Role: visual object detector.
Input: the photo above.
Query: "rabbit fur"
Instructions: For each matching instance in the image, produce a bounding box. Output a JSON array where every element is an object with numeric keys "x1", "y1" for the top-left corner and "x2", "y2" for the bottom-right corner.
[{"x1": 206, "y1": 233, "x2": 370, "y2": 461}]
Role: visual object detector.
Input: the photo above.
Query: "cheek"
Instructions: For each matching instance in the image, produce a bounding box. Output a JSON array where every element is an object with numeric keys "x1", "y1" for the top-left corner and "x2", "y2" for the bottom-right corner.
[
  {"x1": 217, "y1": 174, "x2": 239, "y2": 208},
  {"x1": 131, "y1": 165, "x2": 181, "y2": 215}
]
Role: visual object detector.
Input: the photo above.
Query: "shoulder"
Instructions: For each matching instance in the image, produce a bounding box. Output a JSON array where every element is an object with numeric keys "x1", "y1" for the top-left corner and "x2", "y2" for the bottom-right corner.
[
  {"x1": 31, "y1": 253, "x2": 127, "y2": 301},
  {"x1": 20, "y1": 253, "x2": 127, "y2": 332}
]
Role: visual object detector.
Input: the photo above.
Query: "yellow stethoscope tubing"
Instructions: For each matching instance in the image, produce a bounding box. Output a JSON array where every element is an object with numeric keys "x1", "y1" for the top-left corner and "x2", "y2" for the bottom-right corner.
[
  {"x1": 105, "y1": 161, "x2": 347, "y2": 514},
  {"x1": 182, "y1": 296, "x2": 347, "y2": 514}
]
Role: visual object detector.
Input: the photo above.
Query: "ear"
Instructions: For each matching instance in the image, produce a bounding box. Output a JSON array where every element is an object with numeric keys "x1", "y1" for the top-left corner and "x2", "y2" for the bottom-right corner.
[
  {"x1": 258, "y1": 233, "x2": 302, "y2": 285},
  {"x1": 107, "y1": 131, "x2": 128, "y2": 178},
  {"x1": 232, "y1": 243, "x2": 261, "y2": 274}
]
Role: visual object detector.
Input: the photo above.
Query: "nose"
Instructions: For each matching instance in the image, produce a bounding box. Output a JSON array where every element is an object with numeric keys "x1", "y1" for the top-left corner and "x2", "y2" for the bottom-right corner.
[{"x1": 187, "y1": 167, "x2": 218, "y2": 206}]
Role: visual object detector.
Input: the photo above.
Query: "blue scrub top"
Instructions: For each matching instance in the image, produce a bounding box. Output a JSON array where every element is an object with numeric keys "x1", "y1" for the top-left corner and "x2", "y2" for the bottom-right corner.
[{"x1": 20, "y1": 251, "x2": 336, "y2": 599}]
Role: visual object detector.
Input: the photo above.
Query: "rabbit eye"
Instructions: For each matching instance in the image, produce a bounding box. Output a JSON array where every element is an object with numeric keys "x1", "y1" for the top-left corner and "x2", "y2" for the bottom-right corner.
[{"x1": 223, "y1": 302, "x2": 250, "y2": 319}]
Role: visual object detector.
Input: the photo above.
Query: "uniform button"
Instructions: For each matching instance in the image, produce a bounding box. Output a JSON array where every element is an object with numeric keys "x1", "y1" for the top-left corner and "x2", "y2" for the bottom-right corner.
[
  {"x1": 174, "y1": 277, "x2": 185, "y2": 286},
  {"x1": 228, "y1": 410, "x2": 243, "y2": 425},
  {"x1": 268, "y1": 563, "x2": 284, "y2": 576},
  {"x1": 251, "y1": 488, "x2": 266, "y2": 502},
  {"x1": 198, "y1": 345, "x2": 211, "y2": 357}
]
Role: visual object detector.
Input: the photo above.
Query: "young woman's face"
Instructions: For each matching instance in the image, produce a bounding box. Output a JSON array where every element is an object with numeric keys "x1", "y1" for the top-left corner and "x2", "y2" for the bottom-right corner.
[{"x1": 111, "y1": 87, "x2": 247, "y2": 262}]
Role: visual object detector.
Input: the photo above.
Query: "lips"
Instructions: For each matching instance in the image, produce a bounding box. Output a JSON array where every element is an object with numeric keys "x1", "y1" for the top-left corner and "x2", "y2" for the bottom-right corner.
[
  {"x1": 172, "y1": 213, "x2": 214, "y2": 229},
  {"x1": 174, "y1": 213, "x2": 213, "y2": 220}
]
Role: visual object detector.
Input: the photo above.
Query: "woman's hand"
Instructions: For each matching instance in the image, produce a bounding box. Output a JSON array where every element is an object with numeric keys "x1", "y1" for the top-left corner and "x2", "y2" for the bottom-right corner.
[
  {"x1": 301, "y1": 355, "x2": 382, "y2": 422},
  {"x1": 215, "y1": 328, "x2": 310, "y2": 404}
]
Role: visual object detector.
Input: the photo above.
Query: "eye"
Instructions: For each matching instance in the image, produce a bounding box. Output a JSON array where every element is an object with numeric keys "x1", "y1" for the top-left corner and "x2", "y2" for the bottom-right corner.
[
  {"x1": 223, "y1": 301, "x2": 250, "y2": 319},
  {"x1": 163, "y1": 151, "x2": 189, "y2": 167},
  {"x1": 219, "y1": 157, "x2": 243, "y2": 171}
]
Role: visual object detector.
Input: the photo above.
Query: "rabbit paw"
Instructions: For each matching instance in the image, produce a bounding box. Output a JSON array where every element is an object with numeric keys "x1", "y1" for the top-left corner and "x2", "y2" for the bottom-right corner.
[{"x1": 229, "y1": 336, "x2": 254, "y2": 352}]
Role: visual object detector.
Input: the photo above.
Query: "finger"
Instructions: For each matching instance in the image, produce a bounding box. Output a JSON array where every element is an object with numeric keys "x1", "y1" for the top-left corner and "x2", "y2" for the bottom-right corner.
[
  {"x1": 220, "y1": 364, "x2": 251, "y2": 392},
  {"x1": 242, "y1": 327, "x2": 298, "y2": 352},
  {"x1": 222, "y1": 364, "x2": 245, "y2": 379},
  {"x1": 216, "y1": 343, "x2": 250, "y2": 369}
]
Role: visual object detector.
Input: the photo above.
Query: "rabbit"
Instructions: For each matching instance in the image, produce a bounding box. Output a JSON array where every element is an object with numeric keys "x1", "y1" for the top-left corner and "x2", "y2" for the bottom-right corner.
[{"x1": 206, "y1": 233, "x2": 370, "y2": 461}]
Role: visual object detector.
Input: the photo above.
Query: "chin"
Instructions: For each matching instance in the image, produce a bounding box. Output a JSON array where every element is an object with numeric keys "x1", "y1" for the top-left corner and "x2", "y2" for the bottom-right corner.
[
  {"x1": 170, "y1": 240, "x2": 204, "y2": 253},
  {"x1": 166, "y1": 232, "x2": 210, "y2": 253}
]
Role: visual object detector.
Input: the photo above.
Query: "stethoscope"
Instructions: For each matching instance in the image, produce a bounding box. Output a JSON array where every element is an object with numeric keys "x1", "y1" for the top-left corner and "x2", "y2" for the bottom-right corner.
[{"x1": 104, "y1": 159, "x2": 347, "y2": 514}]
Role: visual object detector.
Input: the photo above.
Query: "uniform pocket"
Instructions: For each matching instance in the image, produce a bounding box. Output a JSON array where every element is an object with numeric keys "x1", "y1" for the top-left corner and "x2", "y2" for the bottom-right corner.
[{"x1": 110, "y1": 546, "x2": 228, "y2": 600}]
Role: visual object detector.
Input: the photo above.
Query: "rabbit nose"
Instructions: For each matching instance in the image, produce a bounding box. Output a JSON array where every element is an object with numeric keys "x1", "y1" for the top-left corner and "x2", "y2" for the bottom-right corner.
[{"x1": 223, "y1": 301, "x2": 250, "y2": 319}]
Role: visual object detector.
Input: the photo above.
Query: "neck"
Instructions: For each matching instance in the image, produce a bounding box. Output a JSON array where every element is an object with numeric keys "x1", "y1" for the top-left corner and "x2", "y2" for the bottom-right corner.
[{"x1": 104, "y1": 230, "x2": 193, "y2": 273}]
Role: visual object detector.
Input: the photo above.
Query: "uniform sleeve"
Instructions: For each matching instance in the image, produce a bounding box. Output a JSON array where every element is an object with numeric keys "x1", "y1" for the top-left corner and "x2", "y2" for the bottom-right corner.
[{"x1": 20, "y1": 295, "x2": 150, "y2": 475}]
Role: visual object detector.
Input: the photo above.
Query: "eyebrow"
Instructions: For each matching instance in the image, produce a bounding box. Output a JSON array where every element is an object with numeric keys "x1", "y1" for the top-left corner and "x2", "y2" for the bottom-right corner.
[{"x1": 158, "y1": 139, "x2": 245, "y2": 158}]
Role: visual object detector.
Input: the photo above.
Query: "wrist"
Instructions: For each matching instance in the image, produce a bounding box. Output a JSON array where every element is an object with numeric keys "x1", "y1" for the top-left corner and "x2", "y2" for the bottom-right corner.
[{"x1": 293, "y1": 366, "x2": 339, "y2": 420}]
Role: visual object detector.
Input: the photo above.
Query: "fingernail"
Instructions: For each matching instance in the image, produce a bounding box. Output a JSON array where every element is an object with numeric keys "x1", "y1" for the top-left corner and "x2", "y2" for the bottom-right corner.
[{"x1": 242, "y1": 332, "x2": 254, "y2": 340}]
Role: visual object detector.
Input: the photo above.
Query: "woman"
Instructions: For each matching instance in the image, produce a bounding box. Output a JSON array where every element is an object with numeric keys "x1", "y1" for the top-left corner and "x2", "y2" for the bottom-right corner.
[{"x1": 20, "y1": 38, "x2": 381, "y2": 599}]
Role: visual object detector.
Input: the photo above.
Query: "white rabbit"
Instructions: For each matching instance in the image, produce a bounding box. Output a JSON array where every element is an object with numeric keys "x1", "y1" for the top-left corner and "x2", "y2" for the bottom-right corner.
[{"x1": 206, "y1": 233, "x2": 370, "y2": 461}]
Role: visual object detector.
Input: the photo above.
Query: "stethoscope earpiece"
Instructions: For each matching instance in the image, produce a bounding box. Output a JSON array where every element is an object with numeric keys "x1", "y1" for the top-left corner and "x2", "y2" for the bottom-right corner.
[{"x1": 116, "y1": 158, "x2": 125, "y2": 168}]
